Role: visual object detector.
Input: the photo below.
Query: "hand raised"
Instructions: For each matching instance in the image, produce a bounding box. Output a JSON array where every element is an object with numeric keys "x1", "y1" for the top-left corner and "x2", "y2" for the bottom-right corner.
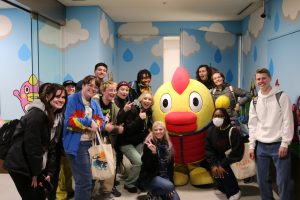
[
  {"x1": 124, "y1": 102, "x2": 133, "y2": 112},
  {"x1": 139, "y1": 110, "x2": 146, "y2": 120},
  {"x1": 145, "y1": 140, "x2": 157, "y2": 154}
]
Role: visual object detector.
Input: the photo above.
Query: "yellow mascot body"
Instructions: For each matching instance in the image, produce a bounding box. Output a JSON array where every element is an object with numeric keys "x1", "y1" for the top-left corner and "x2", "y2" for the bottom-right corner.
[{"x1": 152, "y1": 67, "x2": 215, "y2": 186}]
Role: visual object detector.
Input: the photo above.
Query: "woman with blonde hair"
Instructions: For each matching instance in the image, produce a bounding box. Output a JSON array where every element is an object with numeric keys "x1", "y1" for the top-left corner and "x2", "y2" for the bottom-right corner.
[
  {"x1": 118, "y1": 91, "x2": 153, "y2": 193},
  {"x1": 139, "y1": 121, "x2": 180, "y2": 200}
]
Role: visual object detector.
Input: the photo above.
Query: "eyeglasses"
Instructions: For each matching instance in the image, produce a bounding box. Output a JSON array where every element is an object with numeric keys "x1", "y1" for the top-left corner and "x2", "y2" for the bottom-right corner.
[{"x1": 87, "y1": 84, "x2": 99, "y2": 91}]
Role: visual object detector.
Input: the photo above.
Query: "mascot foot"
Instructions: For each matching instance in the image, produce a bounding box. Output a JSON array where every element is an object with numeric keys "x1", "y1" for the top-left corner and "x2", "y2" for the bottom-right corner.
[
  {"x1": 174, "y1": 171, "x2": 189, "y2": 186},
  {"x1": 190, "y1": 167, "x2": 213, "y2": 186}
]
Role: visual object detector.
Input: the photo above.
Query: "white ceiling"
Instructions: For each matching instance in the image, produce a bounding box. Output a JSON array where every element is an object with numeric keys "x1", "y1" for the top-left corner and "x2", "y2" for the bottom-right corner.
[{"x1": 58, "y1": 0, "x2": 263, "y2": 22}]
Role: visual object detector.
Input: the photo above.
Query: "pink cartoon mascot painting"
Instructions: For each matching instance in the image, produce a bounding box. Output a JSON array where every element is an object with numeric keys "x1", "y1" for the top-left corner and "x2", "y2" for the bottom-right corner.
[{"x1": 13, "y1": 74, "x2": 40, "y2": 113}]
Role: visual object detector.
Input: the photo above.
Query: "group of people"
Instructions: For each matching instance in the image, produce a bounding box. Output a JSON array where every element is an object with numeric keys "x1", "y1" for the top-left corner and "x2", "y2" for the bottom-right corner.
[
  {"x1": 198, "y1": 65, "x2": 294, "y2": 200},
  {"x1": 2, "y1": 62, "x2": 179, "y2": 200},
  {"x1": 1, "y1": 63, "x2": 295, "y2": 200}
]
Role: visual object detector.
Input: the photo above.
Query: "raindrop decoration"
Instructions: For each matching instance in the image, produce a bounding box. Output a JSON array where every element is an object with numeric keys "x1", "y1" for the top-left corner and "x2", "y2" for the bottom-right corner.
[
  {"x1": 150, "y1": 62, "x2": 160, "y2": 75},
  {"x1": 18, "y1": 44, "x2": 31, "y2": 61},
  {"x1": 226, "y1": 69, "x2": 233, "y2": 83},
  {"x1": 274, "y1": 12, "x2": 280, "y2": 32},
  {"x1": 253, "y1": 46, "x2": 257, "y2": 62},
  {"x1": 268, "y1": 59, "x2": 274, "y2": 77},
  {"x1": 123, "y1": 48, "x2": 133, "y2": 62},
  {"x1": 214, "y1": 49, "x2": 222, "y2": 63}
]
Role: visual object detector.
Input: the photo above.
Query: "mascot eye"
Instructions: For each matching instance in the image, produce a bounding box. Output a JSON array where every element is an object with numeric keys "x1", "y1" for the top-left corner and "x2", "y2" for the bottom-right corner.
[
  {"x1": 160, "y1": 93, "x2": 172, "y2": 113},
  {"x1": 189, "y1": 92, "x2": 202, "y2": 112},
  {"x1": 24, "y1": 86, "x2": 30, "y2": 94}
]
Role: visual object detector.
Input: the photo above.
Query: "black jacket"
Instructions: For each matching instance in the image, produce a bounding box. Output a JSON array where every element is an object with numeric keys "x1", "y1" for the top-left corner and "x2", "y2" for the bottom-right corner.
[
  {"x1": 139, "y1": 140, "x2": 174, "y2": 184},
  {"x1": 205, "y1": 126, "x2": 244, "y2": 168},
  {"x1": 118, "y1": 105, "x2": 152, "y2": 146},
  {"x1": 5, "y1": 107, "x2": 60, "y2": 178}
]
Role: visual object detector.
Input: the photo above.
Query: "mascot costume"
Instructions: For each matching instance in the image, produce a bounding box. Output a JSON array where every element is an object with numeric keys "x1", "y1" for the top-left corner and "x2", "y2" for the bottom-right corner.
[{"x1": 152, "y1": 67, "x2": 215, "y2": 186}]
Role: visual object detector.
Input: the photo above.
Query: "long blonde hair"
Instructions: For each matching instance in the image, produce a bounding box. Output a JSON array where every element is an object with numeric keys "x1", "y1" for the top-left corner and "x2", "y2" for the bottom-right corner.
[{"x1": 151, "y1": 121, "x2": 173, "y2": 151}]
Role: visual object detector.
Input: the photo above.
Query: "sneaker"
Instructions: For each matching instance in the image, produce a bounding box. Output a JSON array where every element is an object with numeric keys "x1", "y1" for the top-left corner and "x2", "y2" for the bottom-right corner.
[
  {"x1": 229, "y1": 191, "x2": 241, "y2": 200},
  {"x1": 111, "y1": 186, "x2": 121, "y2": 197},
  {"x1": 147, "y1": 192, "x2": 161, "y2": 200},
  {"x1": 124, "y1": 185, "x2": 138, "y2": 193}
]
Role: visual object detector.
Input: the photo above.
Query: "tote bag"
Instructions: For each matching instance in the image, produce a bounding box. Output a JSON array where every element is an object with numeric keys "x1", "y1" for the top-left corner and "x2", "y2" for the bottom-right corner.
[
  {"x1": 225, "y1": 127, "x2": 256, "y2": 180},
  {"x1": 88, "y1": 131, "x2": 115, "y2": 180}
]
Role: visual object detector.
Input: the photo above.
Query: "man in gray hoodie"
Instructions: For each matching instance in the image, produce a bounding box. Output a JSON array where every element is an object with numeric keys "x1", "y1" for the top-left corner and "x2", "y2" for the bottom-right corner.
[{"x1": 248, "y1": 68, "x2": 294, "y2": 200}]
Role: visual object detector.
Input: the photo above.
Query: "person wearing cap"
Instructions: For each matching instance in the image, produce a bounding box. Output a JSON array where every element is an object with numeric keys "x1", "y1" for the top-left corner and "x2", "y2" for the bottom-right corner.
[
  {"x1": 76, "y1": 62, "x2": 108, "y2": 92},
  {"x1": 63, "y1": 80, "x2": 77, "y2": 96}
]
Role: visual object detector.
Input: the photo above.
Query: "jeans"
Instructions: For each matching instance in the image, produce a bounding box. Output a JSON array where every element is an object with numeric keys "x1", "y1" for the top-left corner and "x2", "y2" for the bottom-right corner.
[
  {"x1": 119, "y1": 143, "x2": 143, "y2": 188},
  {"x1": 214, "y1": 165, "x2": 240, "y2": 199},
  {"x1": 142, "y1": 176, "x2": 180, "y2": 200},
  {"x1": 256, "y1": 142, "x2": 293, "y2": 200},
  {"x1": 67, "y1": 141, "x2": 93, "y2": 200}
]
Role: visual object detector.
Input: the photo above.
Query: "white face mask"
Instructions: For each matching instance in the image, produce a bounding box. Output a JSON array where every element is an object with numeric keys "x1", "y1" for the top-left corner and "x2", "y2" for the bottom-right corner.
[{"x1": 213, "y1": 117, "x2": 224, "y2": 127}]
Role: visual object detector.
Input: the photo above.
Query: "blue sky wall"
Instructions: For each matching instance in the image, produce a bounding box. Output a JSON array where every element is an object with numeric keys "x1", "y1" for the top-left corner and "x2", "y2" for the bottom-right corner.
[{"x1": 242, "y1": 0, "x2": 300, "y2": 102}]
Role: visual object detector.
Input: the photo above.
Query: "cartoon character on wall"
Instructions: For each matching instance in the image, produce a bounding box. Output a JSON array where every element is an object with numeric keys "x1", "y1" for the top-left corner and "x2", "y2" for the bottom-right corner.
[
  {"x1": 13, "y1": 74, "x2": 40, "y2": 113},
  {"x1": 152, "y1": 67, "x2": 215, "y2": 186}
]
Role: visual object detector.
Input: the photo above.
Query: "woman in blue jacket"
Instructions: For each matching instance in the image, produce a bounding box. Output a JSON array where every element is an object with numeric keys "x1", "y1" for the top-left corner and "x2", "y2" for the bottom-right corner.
[{"x1": 63, "y1": 75, "x2": 105, "y2": 200}]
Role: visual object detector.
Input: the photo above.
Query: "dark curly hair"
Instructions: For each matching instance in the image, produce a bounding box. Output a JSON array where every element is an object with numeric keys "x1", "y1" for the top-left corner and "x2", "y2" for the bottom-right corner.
[{"x1": 196, "y1": 64, "x2": 212, "y2": 82}]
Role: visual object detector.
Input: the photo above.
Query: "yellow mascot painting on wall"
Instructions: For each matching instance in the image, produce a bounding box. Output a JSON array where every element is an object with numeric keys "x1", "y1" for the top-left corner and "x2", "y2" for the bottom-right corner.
[{"x1": 152, "y1": 67, "x2": 215, "y2": 186}]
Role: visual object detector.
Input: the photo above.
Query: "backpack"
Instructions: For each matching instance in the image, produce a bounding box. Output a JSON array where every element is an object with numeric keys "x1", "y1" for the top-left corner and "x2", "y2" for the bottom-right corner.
[
  {"x1": 252, "y1": 91, "x2": 283, "y2": 110},
  {"x1": 0, "y1": 119, "x2": 21, "y2": 160}
]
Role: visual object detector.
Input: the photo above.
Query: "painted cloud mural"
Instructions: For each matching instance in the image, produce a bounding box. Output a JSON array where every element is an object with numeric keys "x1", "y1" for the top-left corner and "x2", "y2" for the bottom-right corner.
[
  {"x1": 100, "y1": 13, "x2": 114, "y2": 48},
  {"x1": 100, "y1": 13, "x2": 109, "y2": 43},
  {"x1": 151, "y1": 38, "x2": 163, "y2": 58},
  {"x1": 199, "y1": 23, "x2": 235, "y2": 51},
  {"x1": 199, "y1": 23, "x2": 228, "y2": 33},
  {"x1": 118, "y1": 22, "x2": 159, "y2": 43},
  {"x1": 242, "y1": 31, "x2": 251, "y2": 55},
  {"x1": 282, "y1": 0, "x2": 300, "y2": 21},
  {"x1": 248, "y1": 7, "x2": 265, "y2": 38},
  {"x1": 0, "y1": 15, "x2": 12, "y2": 40},
  {"x1": 181, "y1": 31, "x2": 200, "y2": 56},
  {"x1": 39, "y1": 19, "x2": 89, "y2": 49}
]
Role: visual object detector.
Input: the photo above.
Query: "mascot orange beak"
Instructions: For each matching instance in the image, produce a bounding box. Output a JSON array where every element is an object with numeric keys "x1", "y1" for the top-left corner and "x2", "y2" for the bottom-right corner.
[{"x1": 165, "y1": 112, "x2": 197, "y2": 133}]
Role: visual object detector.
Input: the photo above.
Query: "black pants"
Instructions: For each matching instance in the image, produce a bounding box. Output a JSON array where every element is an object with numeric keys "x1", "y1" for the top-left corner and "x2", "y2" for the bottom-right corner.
[
  {"x1": 214, "y1": 165, "x2": 240, "y2": 199},
  {"x1": 9, "y1": 171, "x2": 46, "y2": 200}
]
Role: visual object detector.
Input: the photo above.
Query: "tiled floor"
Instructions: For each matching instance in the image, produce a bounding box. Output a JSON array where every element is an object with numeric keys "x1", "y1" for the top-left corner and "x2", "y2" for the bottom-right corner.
[{"x1": 0, "y1": 173, "x2": 279, "y2": 200}]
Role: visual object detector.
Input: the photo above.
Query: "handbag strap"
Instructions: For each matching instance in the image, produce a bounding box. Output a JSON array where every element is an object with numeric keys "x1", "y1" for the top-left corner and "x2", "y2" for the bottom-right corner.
[
  {"x1": 227, "y1": 127, "x2": 235, "y2": 148},
  {"x1": 93, "y1": 130, "x2": 105, "y2": 146}
]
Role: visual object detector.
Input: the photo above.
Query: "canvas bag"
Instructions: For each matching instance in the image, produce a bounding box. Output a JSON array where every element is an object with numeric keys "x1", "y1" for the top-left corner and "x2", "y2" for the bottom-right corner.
[
  {"x1": 88, "y1": 131, "x2": 115, "y2": 180},
  {"x1": 225, "y1": 127, "x2": 256, "y2": 180}
]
